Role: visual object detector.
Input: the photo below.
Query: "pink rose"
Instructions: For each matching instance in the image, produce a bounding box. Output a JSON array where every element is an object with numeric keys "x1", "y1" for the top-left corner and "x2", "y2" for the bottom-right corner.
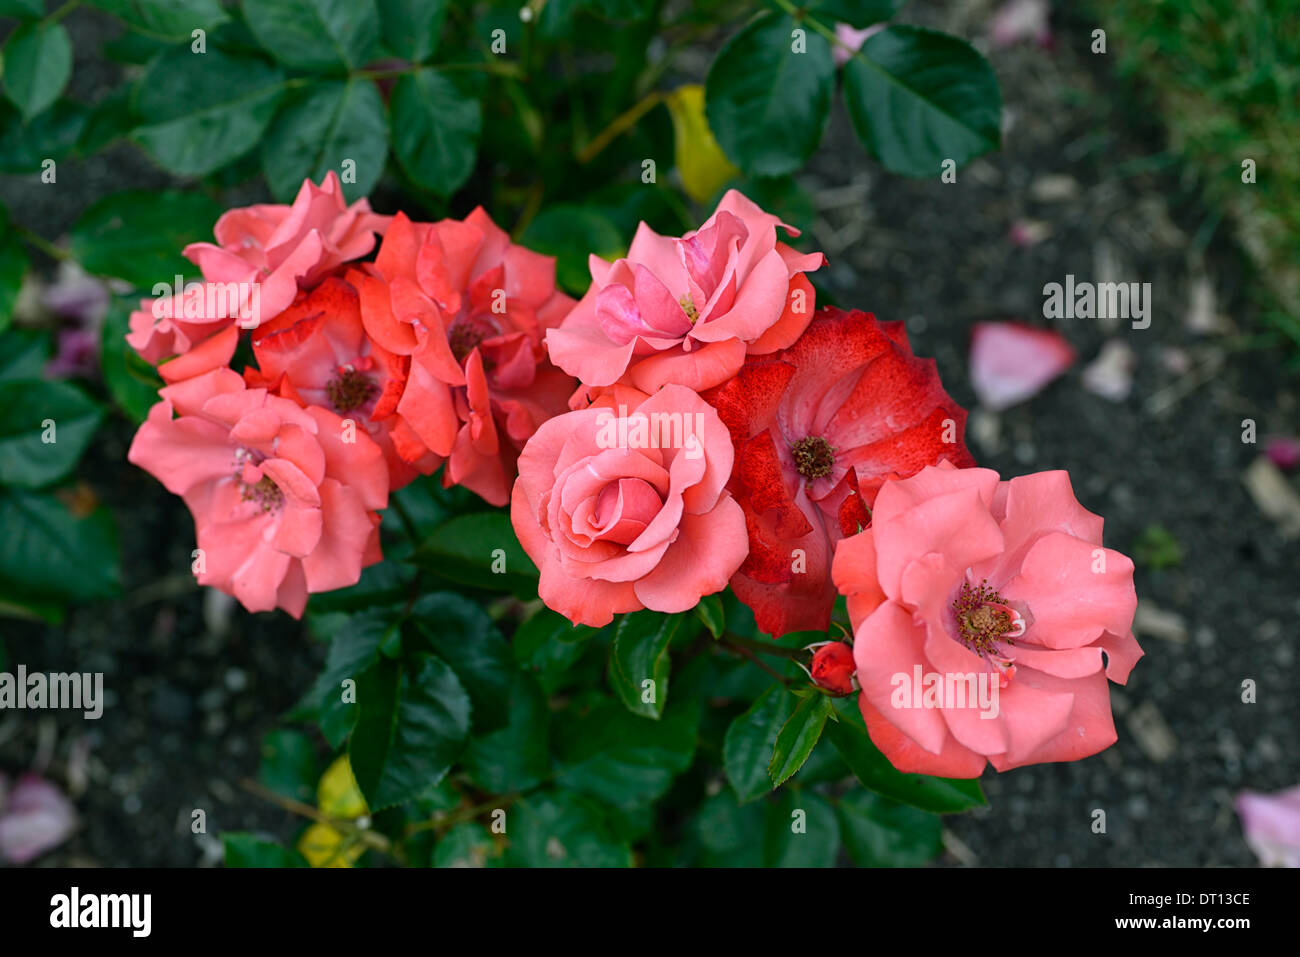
[
  {"x1": 128, "y1": 367, "x2": 389, "y2": 617},
  {"x1": 127, "y1": 173, "x2": 389, "y2": 363},
  {"x1": 832, "y1": 462, "x2": 1142, "y2": 777},
  {"x1": 511, "y1": 384, "x2": 747, "y2": 627},
  {"x1": 354, "y1": 208, "x2": 576, "y2": 506},
  {"x1": 547, "y1": 190, "x2": 825, "y2": 397}
]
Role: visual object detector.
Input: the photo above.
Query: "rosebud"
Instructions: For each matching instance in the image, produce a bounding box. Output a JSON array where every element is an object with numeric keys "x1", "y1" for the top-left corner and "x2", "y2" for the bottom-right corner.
[{"x1": 809, "y1": 641, "x2": 856, "y2": 696}]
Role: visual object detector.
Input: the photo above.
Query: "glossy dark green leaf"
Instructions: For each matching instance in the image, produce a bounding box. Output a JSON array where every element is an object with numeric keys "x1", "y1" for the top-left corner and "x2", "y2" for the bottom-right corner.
[
  {"x1": 705, "y1": 13, "x2": 835, "y2": 176},
  {"x1": 694, "y1": 592, "x2": 725, "y2": 639},
  {"x1": 89, "y1": 0, "x2": 229, "y2": 41},
  {"x1": 512, "y1": 607, "x2": 598, "y2": 693},
  {"x1": 0, "y1": 207, "x2": 28, "y2": 331},
  {"x1": 261, "y1": 80, "x2": 386, "y2": 203},
  {"x1": 132, "y1": 49, "x2": 285, "y2": 177},
  {"x1": 0, "y1": 487, "x2": 119, "y2": 614},
  {"x1": 0, "y1": 379, "x2": 102, "y2": 487},
  {"x1": 242, "y1": 0, "x2": 380, "y2": 72},
  {"x1": 554, "y1": 699, "x2": 698, "y2": 809},
  {"x1": 462, "y1": 671, "x2": 550, "y2": 793},
  {"x1": 0, "y1": 0, "x2": 45, "y2": 18},
  {"x1": 763, "y1": 788, "x2": 840, "y2": 867},
  {"x1": 609, "y1": 610, "x2": 681, "y2": 719},
  {"x1": 433, "y1": 821, "x2": 502, "y2": 867},
  {"x1": 223, "y1": 832, "x2": 307, "y2": 867},
  {"x1": 348, "y1": 654, "x2": 472, "y2": 810},
  {"x1": 100, "y1": 301, "x2": 164, "y2": 424},
  {"x1": 505, "y1": 791, "x2": 632, "y2": 867},
  {"x1": 768, "y1": 691, "x2": 833, "y2": 788},
  {"x1": 305, "y1": 606, "x2": 401, "y2": 747},
  {"x1": 389, "y1": 69, "x2": 480, "y2": 197},
  {"x1": 0, "y1": 328, "x2": 49, "y2": 382},
  {"x1": 412, "y1": 511, "x2": 538, "y2": 597},
  {"x1": 826, "y1": 697, "x2": 987, "y2": 813},
  {"x1": 521, "y1": 204, "x2": 624, "y2": 296},
  {"x1": 0, "y1": 99, "x2": 85, "y2": 174},
  {"x1": 411, "y1": 591, "x2": 513, "y2": 732},
  {"x1": 257, "y1": 729, "x2": 320, "y2": 804},
  {"x1": 836, "y1": 790, "x2": 943, "y2": 866},
  {"x1": 724, "y1": 685, "x2": 797, "y2": 802},
  {"x1": 2, "y1": 22, "x2": 72, "y2": 120},
  {"x1": 808, "y1": 0, "x2": 901, "y2": 29},
  {"x1": 377, "y1": 0, "x2": 446, "y2": 63},
  {"x1": 843, "y1": 25, "x2": 1001, "y2": 176},
  {"x1": 68, "y1": 190, "x2": 222, "y2": 289}
]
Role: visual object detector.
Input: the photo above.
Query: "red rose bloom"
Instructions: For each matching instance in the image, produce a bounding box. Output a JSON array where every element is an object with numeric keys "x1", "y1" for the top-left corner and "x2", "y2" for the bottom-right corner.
[{"x1": 701, "y1": 307, "x2": 975, "y2": 637}]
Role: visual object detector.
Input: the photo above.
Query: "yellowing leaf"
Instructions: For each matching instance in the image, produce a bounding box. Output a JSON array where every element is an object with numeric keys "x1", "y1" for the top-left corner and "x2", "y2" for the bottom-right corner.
[
  {"x1": 666, "y1": 85, "x2": 739, "y2": 204},
  {"x1": 297, "y1": 822, "x2": 365, "y2": 868},
  {"x1": 317, "y1": 755, "x2": 368, "y2": 820}
]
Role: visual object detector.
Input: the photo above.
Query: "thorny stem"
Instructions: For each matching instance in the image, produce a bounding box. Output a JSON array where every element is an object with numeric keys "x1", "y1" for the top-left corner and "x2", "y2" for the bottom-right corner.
[
  {"x1": 719, "y1": 639, "x2": 792, "y2": 685},
  {"x1": 722, "y1": 631, "x2": 805, "y2": 659}
]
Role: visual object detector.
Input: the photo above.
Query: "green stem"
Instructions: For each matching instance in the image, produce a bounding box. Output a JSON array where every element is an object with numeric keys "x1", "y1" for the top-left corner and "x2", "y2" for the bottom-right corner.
[
  {"x1": 14, "y1": 224, "x2": 69, "y2": 262},
  {"x1": 577, "y1": 90, "x2": 664, "y2": 164},
  {"x1": 722, "y1": 631, "x2": 806, "y2": 659}
]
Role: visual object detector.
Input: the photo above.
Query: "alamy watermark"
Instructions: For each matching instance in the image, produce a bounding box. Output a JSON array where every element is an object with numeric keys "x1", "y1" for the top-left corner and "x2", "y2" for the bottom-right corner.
[
  {"x1": 595, "y1": 405, "x2": 705, "y2": 460},
  {"x1": 1043, "y1": 274, "x2": 1151, "y2": 329},
  {"x1": 0, "y1": 666, "x2": 104, "y2": 719},
  {"x1": 890, "y1": 665, "x2": 1000, "y2": 719},
  {"x1": 151, "y1": 274, "x2": 262, "y2": 329}
]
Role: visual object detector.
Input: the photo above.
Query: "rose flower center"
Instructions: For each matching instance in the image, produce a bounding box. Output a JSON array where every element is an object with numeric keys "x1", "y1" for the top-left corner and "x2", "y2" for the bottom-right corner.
[
  {"x1": 448, "y1": 314, "x2": 499, "y2": 364},
  {"x1": 233, "y1": 448, "x2": 284, "y2": 513},
  {"x1": 792, "y1": 435, "x2": 835, "y2": 479},
  {"x1": 951, "y1": 580, "x2": 1026, "y2": 657},
  {"x1": 326, "y1": 367, "x2": 379, "y2": 413}
]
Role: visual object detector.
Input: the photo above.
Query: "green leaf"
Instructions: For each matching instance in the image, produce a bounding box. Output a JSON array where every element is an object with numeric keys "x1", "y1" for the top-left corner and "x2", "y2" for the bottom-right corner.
[
  {"x1": 512, "y1": 607, "x2": 598, "y2": 694},
  {"x1": 462, "y1": 671, "x2": 550, "y2": 793},
  {"x1": 88, "y1": 0, "x2": 229, "y2": 41},
  {"x1": 0, "y1": 328, "x2": 50, "y2": 382},
  {"x1": 723, "y1": 685, "x2": 797, "y2": 802},
  {"x1": 223, "y1": 833, "x2": 307, "y2": 867},
  {"x1": 842, "y1": 25, "x2": 1001, "y2": 177},
  {"x1": 505, "y1": 791, "x2": 633, "y2": 867},
  {"x1": 808, "y1": 0, "x2": 901, "y2": 29},
  {"x1": 705, "y1": 13, "x2": 835, "y2": 176},
  {"x1": 377, "y1": 0, "x2": 446, "y2": 63},
  {"x1": 100, "y1": 300, "x2": 163, "y2": 424},
  {"x1": 257, "y1": 729, "x2": 320, "y2": 804},
  {"x1": 694, "y1": 592, "x2": 725, "y2": 639},
  {"x1": 0, "y1": 487, "x2": 119, "y2": 614},
  {"x1": 825, "y1": 698, "x2": 986, "y2": 813},
  {"x1": 68, "y1": 190, "x2": 222, "y2": 289},
  {"x1": 2, "y1": 22, "x2": 72, "y2": 121},
  {"x1": 0, "y1": 0, "x2": 46, "y2": 18},
  {"x1": 0, "y1": 379, "x2": 102, "y2": 487},
  {"x1": 305, "y1": 606, "x2": 400, "y2": 747},
  {"x1": 242, "y1": 0, "x2": 379, "y2": 72},
  {"x1": 520, "y1": 205, "x2": 624, "y2": 297},
  {"x1": 768, "y1": 691, "x2": 833, "y2": 788},
  {"x1": 132, "y1": 49, "x2": 285, "y2": 177},
  {"x1": 763, "y1": 789, "x2": 840, "y2": 867},
  {"x1": 389, "y1": 69, "x2": 481, "y2": 197},
  {"x1": 410, "y1": 592, "x2": 513, "y2": 733},
  {"x1": 691, "y1": 790, "x2": 765, "y2": 866},
  {"x1": 609, "y1": 610, "x2": 681, "y2": 719},
  {"x1": 433, "y1": 821, "x2": 502, "y2": 867},
  {"x1": 554, "y1": 699, "x2": 698, "y2": 809},
  {"x1": 412, "y1": 511, "x2": 538, "y2": 598},
  {"x1": 836, "y1": 790, "x2": 942, "y2": 866},
  {"x1": 261, "y1": 79, "x2": 387, "y2": 203},
  {"x1": 0, "y1": 207, "x2": 28, "y2": 331},
  {"x1": 348, "y1": 654, "x2": 472, "y2": 810},
  {"x1": 0, "y1": 99, "x2": 85, "y2": 174}
]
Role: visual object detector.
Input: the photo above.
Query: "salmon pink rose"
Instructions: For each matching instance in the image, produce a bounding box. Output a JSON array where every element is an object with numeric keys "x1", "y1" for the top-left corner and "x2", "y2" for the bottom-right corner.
[
  {"x1": 127, "y1": 173, "x2": 389, "y2": 364},
  {"x1": 128, "y1": 368, "x2": 389, "y2": 618},
  {"x1": 511, "y1": 384, "x2": 747, "y2": 627},
  {"x1": 831, "y1": 462, "x2": 1143, "y2": 778},
  {"x1": 547, "y1": 190, "x2": 825, "y2": 397},
  {"x1": 701, "y1": 306, "x2": 975, "y2": 637},
  {"x1": 354, "y1": 209, "x2": 576, "y2": 506}
]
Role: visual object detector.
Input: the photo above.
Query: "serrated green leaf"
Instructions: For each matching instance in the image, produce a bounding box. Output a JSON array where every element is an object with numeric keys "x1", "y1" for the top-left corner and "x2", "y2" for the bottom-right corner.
[
  {"x1": 694, "y1": 591, "x2": 725, "y2": 639},
  {"x1": 69, "y1": 190, "x2": 222, "y2": 289},
  {"x1": 462, "y1": 671, "x2": 550, "y2": 793},
  {"x1": 763, "y1": 788, "x2": 840, "y2": 867},
  {"x1": 2, "y1": 22, "x2": 72, "y2": 121},
  {"x1": 609, "y1": 610, "x2": 681, "y2": 718},
  {"x1": 223, "y1": 832, "x2": 307, "y2": 867},
  {"x1": 434, "y1": 821, "x2": 502, "y2": 867},
  {"x1": 768, "y1": 692, "x2": 832, "y2": 788},
  {"x1": 242, "y1": 0, "x2": 379, "y2": 72},
  {"x1": 705, "y1": 13, "x2": 835, "y2": 176},
  {"x1": 0, "y1": 379, "x2": 102, "y2": 487},
  {"x1": 305, "y1": 606, "x2": 400, "y2": 747},
  {"x1": 0, "y1": 487, "x2": 119, "y2": 614},
  {"x1": 843, "y1": 25, "x2": 1001, "y2": 177},
  {"x1": 89, "y1": 0, "x2": 229, "y2": 41},
  {"x1": 389, "y1": 69, "x2": 480, "y2": 197},
  {"x1": 505, "y1": 791, "x2": 633, "y2": 867},
  {"x1": 348, "y1": 654, "x2": 472, "y2": 810},
  {"x1": 260, "y1": 79, "x2": 386, "y2": 203},
  {"x1": 724, "y1": 685, "x2": 797, "y2": 802},
  {"x1": 410, "y1": 591, "x2": 513, "y2": 732},
  {"x1": 257, "y1": 729, "x2": 320, "y2": 804},
  {"x1": 412, "y1": 511, "x2": 538, "y2": 597},
  {"x1": 377, "y1": 0, "x2": 446, "y2": 63},
  {"x1": 836, "y1": 790, "x2": 942, "y2": 866}
]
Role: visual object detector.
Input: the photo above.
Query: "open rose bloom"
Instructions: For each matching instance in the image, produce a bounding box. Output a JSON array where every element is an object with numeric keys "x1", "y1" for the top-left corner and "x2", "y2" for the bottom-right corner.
[{"x1": 832, "y1": 463, "x2": 1142, "y2": 776}]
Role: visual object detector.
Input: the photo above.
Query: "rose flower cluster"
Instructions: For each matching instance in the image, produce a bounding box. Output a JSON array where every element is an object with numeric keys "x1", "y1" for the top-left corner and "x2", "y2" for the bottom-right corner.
[{"x1": 127, "y1": 176, "x2": 1142, "y2": 777}]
